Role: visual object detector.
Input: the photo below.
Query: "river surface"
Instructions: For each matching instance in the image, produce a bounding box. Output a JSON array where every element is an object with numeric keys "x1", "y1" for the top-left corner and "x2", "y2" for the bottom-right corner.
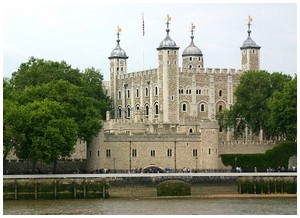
[{"x1": 3, "y1": 197, "x2": 297, "y2": 215}]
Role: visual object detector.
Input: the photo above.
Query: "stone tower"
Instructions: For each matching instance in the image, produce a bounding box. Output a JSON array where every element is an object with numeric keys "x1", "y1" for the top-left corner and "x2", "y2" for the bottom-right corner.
[
  {"x1": 157, "y1": 15, "x2": 180, "y2": 124},
  {"x1": 240, "y1": 16, "x2": 261, "y2": 71},
  {"x1": 182, "y1": 23, "x2": 203, "y2": 71},
  {"x1": 108, "y1": 26, "x2": 128, "y2": 119}
]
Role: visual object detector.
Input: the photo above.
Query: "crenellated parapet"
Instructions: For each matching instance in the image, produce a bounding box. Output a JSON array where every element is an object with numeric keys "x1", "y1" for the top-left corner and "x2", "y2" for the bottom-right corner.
[
  {"x1": 181, "y1": 67, "x2": 244, "y2": 75},
  {"x1": 117, "y1": 68, "x2": 158, "y2": 80}
]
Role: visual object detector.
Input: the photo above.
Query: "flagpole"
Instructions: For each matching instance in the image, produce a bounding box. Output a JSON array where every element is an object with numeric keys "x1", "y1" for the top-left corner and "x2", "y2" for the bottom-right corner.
[{"x1": 142, "y1": 13, "x2": 144, "y2": 70}]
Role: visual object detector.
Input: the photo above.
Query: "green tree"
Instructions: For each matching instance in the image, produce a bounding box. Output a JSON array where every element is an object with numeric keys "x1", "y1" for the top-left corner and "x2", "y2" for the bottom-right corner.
[
  {"x1": 268, "y1": 76, "x2": 297, "y2": 141},
  {"x1": 4, "y1": 57, "x2": 111, "y2": 171},
  {"x1": 11, "y1": 57, "x2": 83, "y2": 89},
  {"x1": 217, "y1": 71, "x2": 292, "y2": 139},
  {"x1": 15, "y1": 99, "x2": 77, "y2": 172}
]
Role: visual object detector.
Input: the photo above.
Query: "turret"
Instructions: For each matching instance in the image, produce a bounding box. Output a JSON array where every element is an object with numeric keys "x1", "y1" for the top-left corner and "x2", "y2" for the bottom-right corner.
[
  {"x1": 182, "y1": 23, "x2": 203, "y2": 71},
  {"x1": 108, "y1": 26, "x2": 128, "y2": 119},
  {"x1": 157, "y1": 15, "x2": 180, "y2": 124},
  {"x1": 240, "y1": 16, "x2": 261, "y2": 71}
]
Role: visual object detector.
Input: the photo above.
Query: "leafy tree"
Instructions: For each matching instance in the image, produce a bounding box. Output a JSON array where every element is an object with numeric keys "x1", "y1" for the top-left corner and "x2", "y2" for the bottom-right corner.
[
  {"x1": 268, "y1": 76, "x2": 297, "y2": 141},
  {"x1": 217, "y1": 71, "x2": 292, "y2": 139},
  {"x1": 4, "y1": 57, "x2": 111, "y2": 171},
  {"x1": 11, "y1": 57, "x2": 83, "y2": 90},
  {"x1": 15, "y1": 99, "x2": 77, "y2": 172}
]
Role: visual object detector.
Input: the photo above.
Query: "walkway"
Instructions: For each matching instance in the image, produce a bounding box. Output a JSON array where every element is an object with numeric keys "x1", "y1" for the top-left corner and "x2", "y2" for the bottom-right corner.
[{"x1": 3, "y1": 172, "x2": 297, "y2": 179}]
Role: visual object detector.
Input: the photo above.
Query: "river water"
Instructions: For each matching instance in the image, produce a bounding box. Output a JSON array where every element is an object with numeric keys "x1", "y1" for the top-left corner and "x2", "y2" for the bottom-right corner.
[{"x1": 3, "y1": 197, "x2": 297, "y2": 215}]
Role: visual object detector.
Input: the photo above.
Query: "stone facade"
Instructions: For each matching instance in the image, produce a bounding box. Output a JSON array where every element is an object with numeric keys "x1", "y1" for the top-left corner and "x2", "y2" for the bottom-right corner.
[
  {"x1": 6, "y1": 16, "x2": 273, "y2": 171},
  {"x1": 86, "y1": 17, "x2": 275, "y2": 171}
]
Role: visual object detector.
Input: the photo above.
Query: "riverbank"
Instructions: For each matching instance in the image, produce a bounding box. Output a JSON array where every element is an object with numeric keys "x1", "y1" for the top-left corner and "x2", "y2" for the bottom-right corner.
[
  {"x1": 3, "y1": 173, "x2": 297, "y2": 200},
  {"x1": 137, "y1": 193, "x2": 297, "y2": 199}
]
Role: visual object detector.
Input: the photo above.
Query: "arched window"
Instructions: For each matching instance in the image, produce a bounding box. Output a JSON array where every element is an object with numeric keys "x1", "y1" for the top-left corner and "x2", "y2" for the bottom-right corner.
[
  {"x1": 189, "y1": 57, "x2": 192, "y2": 61},
  {"x1": 127, "y1": 90, "x2": 130, "y2": 98},
  {"x1": 145, "y1": 104, "x2": 149, "y2": 116},
  {"x1": 155, "y1": 103, "x2": 159, "y2": 115},
  {"x1": 219, "y1": 105, "x2": 223, "y2": 111},
  {"x1": 189, "y1": 65, "x2": 192, "y2": 70},
  {"x1": 200, "y1": 103, "x2": 205, "y2": 112},
  {"x1": 136, "y1": 104, "x2": 140, "y2": 111},
  {"x1": 145, "y1": 87, "x2": 149, "y2": 97},
  {"x1": 127, "y1": 106, "x2": 131, "y2": 119},
  {"x1": 182, "y1": 103, "x2": 187, "y2": 112},
  {"x1": 118, "y1": 107, "x2": 122, "y2": 118}
]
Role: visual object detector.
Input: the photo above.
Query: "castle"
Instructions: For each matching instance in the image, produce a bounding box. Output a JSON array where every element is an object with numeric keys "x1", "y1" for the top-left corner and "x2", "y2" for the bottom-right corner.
[
  {"x1": 6, "y1": 16, "x2": 277, "y2": 172},
  {"x1": 86, "y1": 15, "x2": 277, "y2": 172}
]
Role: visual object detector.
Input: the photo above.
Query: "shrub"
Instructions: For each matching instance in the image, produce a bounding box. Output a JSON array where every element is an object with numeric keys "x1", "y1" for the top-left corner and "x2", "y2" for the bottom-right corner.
[{"x1": 157, "y1": 180, "x2": 191, "y2": 196}]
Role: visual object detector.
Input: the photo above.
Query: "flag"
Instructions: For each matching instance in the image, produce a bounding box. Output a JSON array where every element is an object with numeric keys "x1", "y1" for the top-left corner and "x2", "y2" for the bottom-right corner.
[{"x1": 142, "y1": 13, "x2": 145, "y2": 36}]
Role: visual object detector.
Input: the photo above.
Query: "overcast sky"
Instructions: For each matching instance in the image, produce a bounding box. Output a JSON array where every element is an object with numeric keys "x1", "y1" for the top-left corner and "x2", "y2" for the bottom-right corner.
[{"x1": 2, "y1": 1, "x2": 298, "y2": 81}]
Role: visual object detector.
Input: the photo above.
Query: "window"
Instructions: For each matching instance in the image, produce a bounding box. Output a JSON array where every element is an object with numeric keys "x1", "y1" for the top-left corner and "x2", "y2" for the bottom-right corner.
[
  {"x1": 193, "y1": 149, "x2": 198, "y2": 157},
  {"x1": 189, "y1": 57, "x2": 192, "y2": 61},
  {"x1": 219, "y1": 126, "x2": 223, "y2": 132},
  {"x1": 219, "y1": 105, "x2": 223, "y2": 111},
  {"x1": 182, "y1": 103, "x2": 187, "y2": 112},
  {"x1": 89, "y1": 150, "x2": 92, "y2": 157},
  {"x1": 174, "y1": 51, "x2": 177, "y2": 54},
  {"x1": 189, "y1": 65, "x2": 192, "y2": 70},
  {"x1": 127, "y1": 106, "x2": 131, "y2": 119},
  {"x1": 136, "y1": 104, "x2": 140, "y2": 111},
  {"x1": 118, "y1": 107, "x2": 122, "y2": 118},
  {"x1": 200, "y1": 104, "x2": 205, "y2": 112},
  {"x1": 106, "y1": 149, "x2": 111, "y2": 157},
  {"x1": 127, "y1": 90, "x2": 130, "y2": 98},
  {"x1": 155, "y1": 104, "x2": 159, "y2": 115},
  {"x1": 132, "y1": 149, "x2": 137, "y2": 157},
  {"x1": 155, "y1": 86, "x2": 158, "y2": 96},
  {"x1": 121, "y1": 67, "x2": 123, "y2": 71},
  {"x1": 116, "y1": 67, "x2": 119, "y2": 72},
  {"x1": 198, "y1": 57, "x2": 201, "y2": 61},
  {"x1": 208, "y1": 148, "x2": 211, "y2": 155},
  {"x1": 145, "y1": 104, "x2": 149, "y2": 116},
  {"x1": 219, "y1": 90, "x2": 222, "y2": 97},
  {"x1": 189, "y1": 128, "x2": 193, "y2": 133},
  {"x1": 150, "y1": 150, "x2": 156, "y2": 157},
  {"x1": 97, "y1": 150, "x2": 100, "y2": 157},
  {"x1": 171, "y1": 96, "x2": 174, "y2": 101},
  {"x1": 118, "y1": 91, "x2": 121, "y2": 100},
  {"x1": 136, "y1": 89, "x2": 139, "y2": 98},
  {"x1": 145, "y1": 87, "x2": 149, "y2": 97},
  {"x1": 167, "y1": 149, "x2": 172, "y2": 157}
]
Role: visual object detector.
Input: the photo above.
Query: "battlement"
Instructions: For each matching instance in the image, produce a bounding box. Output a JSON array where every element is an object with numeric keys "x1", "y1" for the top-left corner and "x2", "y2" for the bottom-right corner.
[
  {"x1": 117, "y1": 68, "x2": 158, "y2": 80},
  {"x1": 180, "y1": 67, "x2": 244, "y2": 75}
]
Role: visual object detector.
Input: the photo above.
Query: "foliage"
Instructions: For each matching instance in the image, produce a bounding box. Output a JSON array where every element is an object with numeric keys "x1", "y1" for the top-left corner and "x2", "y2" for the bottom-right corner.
[
  {"x1": 268, "y1": 77, "x2": 297, "y2": 141},
  {"x1": 220, "y1": 141, "x2": 297, "y2": 170},
  {"x1": 157, "y1": 180, "x2": 191, "y2": 196},
  {"x1": 3, "y1": 57, "x2": 110, "y2": 171},
  {"x1": 216, "y1": 70, "x2": 294, "y2": 139}
]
